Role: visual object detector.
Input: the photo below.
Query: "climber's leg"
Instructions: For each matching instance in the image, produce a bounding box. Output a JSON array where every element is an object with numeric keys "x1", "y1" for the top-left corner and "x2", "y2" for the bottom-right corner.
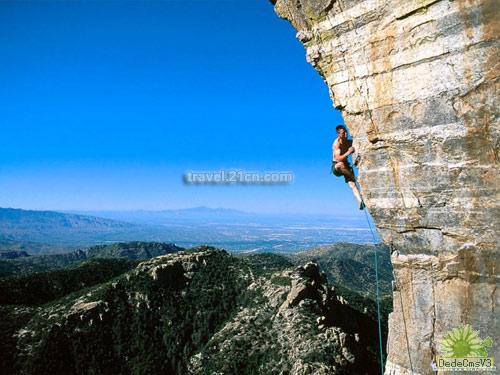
[
  {"x1": 334, "y1": 162, "x2": 365, "y2": 210},
  {"x1": 335, "y1": 162, "x2": 355, "y2": 182},
  {"x1": 347, "y1": 181, "x2": 363, "y2": 206}
]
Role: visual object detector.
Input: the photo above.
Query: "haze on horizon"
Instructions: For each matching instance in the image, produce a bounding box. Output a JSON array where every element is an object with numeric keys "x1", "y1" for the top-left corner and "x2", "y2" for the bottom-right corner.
[{"x1": 0, "y1": 1, "x2": 364, "y2": 217}]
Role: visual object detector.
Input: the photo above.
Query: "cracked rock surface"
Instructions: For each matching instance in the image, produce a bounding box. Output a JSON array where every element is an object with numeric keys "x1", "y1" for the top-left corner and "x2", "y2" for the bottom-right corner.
[{"x1": 272, "y1": 0, "x2": 499, "y2": 373}]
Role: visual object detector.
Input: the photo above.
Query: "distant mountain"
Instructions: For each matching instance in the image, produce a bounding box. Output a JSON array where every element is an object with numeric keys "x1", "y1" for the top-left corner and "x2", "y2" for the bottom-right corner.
[
  {"x1": 0, "y1": 251, "x2": 30, "y2": 260},
  {"x1": 68, "y1": 206, "x2": 256, "y2": 225},
  {"x1": 0, "y1": 238, "x2": 72, "y2": 255},
  {"x1": 68, "y1": 206, "x2": 369, "y2": 226},
  {"x1": 0, "y1": 208, "x2": 139, "y2": 245},
  {"x1": 0, "y1": 207, "x2": 133, "y2": 230},
  {"x1": 0, "y1": 207, "x2": 379, "y2": 255},
  {"x1": 60, "y1": 207, "x2": 378, "y2": 249},
  {"x1": 1, "y1": 247, "x2": 380, "y2": 374},
  {"x1": 0, "y1": 208, "x2": 187, "y2": 248},
  {"x1": 0, "y1": 241, "x2": 183, "y2": 278}
]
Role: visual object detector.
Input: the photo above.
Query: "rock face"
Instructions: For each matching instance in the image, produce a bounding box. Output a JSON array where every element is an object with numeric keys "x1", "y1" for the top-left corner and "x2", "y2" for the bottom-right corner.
[{"x1": 272, "y1": 0, "x2": 499, "y2": 373}]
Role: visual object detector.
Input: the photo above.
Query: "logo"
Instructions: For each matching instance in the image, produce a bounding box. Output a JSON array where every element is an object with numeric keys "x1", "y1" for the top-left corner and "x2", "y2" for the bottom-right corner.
[
  {"x1": 441, "y1": 324, "x2": 493, "y2": 358},
  {"x1": 432, "y1": 324, "x2": 495, "y2": 372}
]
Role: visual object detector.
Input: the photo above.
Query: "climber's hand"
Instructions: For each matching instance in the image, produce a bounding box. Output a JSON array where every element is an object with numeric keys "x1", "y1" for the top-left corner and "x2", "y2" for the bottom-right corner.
[{"x1": 348, "y1": 147, "x2": 355, "y2": 154}]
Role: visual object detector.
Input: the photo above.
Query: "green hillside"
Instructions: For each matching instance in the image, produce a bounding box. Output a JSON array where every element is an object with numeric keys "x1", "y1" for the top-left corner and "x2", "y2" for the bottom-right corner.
[
  {"x1": 1, "y1": 246, "x2": 381, "y2": 375},
  {"x1": 287, "y1": 243, "x2": 393, "y2": 339},
  {"x1": 0, "y1": 241, "x2": 183, "y2": 278}
]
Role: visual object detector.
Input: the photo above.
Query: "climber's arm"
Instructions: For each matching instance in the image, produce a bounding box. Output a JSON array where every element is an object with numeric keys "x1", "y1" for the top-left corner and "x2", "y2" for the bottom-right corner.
[{"x1": 333, "y1": 142, "x2": 354, "y2": 162}]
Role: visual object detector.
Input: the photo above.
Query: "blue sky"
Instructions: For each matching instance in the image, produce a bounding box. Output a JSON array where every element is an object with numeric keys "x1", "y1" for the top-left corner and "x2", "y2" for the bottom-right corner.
[{"x1": 0, "y1": 0, "x2": 362, "y2": 216}]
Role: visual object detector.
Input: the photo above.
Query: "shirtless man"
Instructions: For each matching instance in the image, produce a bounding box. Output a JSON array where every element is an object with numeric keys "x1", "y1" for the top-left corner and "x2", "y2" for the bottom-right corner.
[{"x1": 331, "y1": 125, "x2": 365, "y2": 210}]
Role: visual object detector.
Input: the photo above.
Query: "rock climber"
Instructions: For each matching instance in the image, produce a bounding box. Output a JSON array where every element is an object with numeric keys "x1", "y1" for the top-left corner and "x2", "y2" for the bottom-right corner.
[{"x1": 331, "y1": 124, "x2": 365, "y2": 210}]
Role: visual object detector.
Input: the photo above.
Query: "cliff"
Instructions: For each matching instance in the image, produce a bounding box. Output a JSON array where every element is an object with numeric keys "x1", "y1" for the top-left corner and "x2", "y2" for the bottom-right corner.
[{"x1": 271, "y1": 0, "x2": 499, "y2": 373}]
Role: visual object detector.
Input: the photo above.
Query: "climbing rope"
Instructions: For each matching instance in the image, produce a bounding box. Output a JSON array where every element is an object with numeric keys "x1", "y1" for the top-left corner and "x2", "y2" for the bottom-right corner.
[
  {"x1": 275, "y1": 0, "x2": 413, "y2": 371},
  {"x1": 391, "y1": 266, "x2": 415, "y2": 374},
  {"x1": 357, "y1": 181, "x2": 415, "y2": 375},
  {"x1": 359, "y1": 195, "x2": 385, "y2": 375}
]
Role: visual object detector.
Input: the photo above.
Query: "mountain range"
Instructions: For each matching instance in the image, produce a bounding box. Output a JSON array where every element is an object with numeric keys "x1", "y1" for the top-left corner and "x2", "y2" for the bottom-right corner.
[
  {"x1": 0, "y1": 207, "x2": 379, "y2": 253},
  {"x1": 0, "y1": 208, "x2": 148, "y2": 248},
  {"x1": 0, "y1": 241, "x2": 182, "y2": 278},
  {"x1": 67, "y1": 206, "x2": 368, "y2": 226},
  {"x1": 1, "y1": 243, "x2": 386, "y2": 374}
]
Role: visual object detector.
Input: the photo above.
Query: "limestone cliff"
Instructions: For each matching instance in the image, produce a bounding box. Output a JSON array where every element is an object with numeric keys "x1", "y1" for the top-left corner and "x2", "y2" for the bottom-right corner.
[{"x1": 272, "y1": 0, "x2": 499, "y2": 373}]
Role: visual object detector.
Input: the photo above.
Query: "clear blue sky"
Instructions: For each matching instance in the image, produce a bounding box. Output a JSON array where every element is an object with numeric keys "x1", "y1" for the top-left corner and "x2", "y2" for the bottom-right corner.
[{"x1": 0, "y1": 0, "x2": 362, "y2": 216}]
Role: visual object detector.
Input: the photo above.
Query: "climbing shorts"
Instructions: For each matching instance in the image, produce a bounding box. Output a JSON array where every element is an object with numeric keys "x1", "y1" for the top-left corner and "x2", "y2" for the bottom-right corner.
[{"x1": 331, "y1": 160, "x2": 356, "y2": 183}]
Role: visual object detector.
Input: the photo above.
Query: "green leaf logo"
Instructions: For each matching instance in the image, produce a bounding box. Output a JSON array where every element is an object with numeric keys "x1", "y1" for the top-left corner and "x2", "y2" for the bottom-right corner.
[{"x1": 439, "y1": 324, "x2": 493, "y2": 358}]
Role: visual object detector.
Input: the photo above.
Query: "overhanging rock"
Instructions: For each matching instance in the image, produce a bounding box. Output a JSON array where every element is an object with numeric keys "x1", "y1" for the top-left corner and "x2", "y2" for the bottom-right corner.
[{"x1": 271, "y1": 0, "x2": 499, "y2": 373}]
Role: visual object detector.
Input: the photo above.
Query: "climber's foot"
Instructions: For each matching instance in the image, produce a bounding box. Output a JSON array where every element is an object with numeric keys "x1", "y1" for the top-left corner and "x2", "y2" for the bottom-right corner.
[{"x1": 359, "y1": 201, "x2": 366, "y2": 210}]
